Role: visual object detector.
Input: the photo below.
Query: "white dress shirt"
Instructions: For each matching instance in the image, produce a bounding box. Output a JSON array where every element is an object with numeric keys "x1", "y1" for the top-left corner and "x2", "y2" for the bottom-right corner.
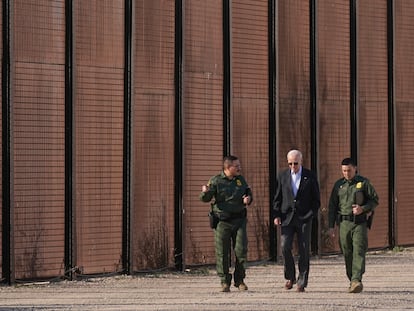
[{"x1": 291, "y1": 166, "x2": 302, "y2": 197}]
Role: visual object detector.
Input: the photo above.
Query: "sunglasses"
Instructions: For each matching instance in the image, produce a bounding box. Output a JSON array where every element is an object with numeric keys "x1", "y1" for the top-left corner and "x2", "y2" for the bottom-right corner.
[{"x1": 288, "y1": 162, "x2": 299, "y2": 166}]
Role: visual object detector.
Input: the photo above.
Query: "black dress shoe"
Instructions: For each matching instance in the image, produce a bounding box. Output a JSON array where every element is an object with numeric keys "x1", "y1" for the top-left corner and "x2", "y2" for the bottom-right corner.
[
  {"x1": 285, "y1": 280, "x2": 295, "y2": 290},
  {"x1": 296, "y1": 285, "x2": 305, "y2": 292}
]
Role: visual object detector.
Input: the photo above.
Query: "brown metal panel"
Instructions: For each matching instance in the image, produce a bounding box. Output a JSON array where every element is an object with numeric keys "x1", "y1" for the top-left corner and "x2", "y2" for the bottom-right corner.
[
  {"x1": 276, "y1": 2, "x2": 312, "y2": 256},
  {"x1": 317, "y1": 1, "x2": 351, "y2": 253},
  {"x1": 394, "y1": 1, "x2": 414, "y2": 246},
  {"x1": 131, "y1": 0, "x2": 175, "y2": 271},
  {"x1": 357, "y1": 0, "x2": 389, "y2": 249},
  {"x1": 74, "y1": 0, "x2": 124, "y2": 274},
  {"x1": 12, "y1": 0, "x2": 65, "y2": 279},
  {"x1": 231, "y1": 0, "x2": 269, "y2": 261},
  {"x1": 277, "y1": 0, "x2": 311, "y2": 167},
  {"x1": 131, "y1": 93, "x2": 175, "y2": 270},
  {"x1": 183, "y1": 0, "x2": 223, "y2": 266},
  {"x1": 14, "y1": 1, "x2": 65, "y2": 64}
]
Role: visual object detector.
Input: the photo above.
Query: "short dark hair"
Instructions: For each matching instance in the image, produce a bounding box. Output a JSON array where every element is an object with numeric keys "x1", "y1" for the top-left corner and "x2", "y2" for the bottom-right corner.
[
  {"x1": 223, "y1": 155, "x2": 238, "y2": 169},
  {"x1": 341, "y1": 157, "x2": 356, "y2": 166},
  {"x1": 223, "y1": 155, "x2": 238, "y2": 162}
]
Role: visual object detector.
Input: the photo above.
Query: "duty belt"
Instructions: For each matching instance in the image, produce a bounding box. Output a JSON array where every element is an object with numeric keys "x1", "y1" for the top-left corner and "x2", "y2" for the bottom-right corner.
[
  {"x1": 340, "y1": 214, "x2": 367, "y2": 224},
  {"x1": 340, "y1": 215, "x2": 354, "y2": 221},
  {"x1": 216, "y1": 209, "x2": 247, "y2": 221}
]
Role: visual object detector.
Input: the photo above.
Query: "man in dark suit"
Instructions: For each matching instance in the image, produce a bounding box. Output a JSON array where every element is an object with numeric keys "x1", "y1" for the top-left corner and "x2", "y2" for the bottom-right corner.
[{"x1": 272, "y1": 149, "x2": 320, "y2": 292}]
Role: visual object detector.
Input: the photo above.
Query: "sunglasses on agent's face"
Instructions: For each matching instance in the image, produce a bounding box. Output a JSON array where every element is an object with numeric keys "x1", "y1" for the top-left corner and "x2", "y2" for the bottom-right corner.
[{"x1": 288, "y1": 162, "x2": 299, "y2": 166}]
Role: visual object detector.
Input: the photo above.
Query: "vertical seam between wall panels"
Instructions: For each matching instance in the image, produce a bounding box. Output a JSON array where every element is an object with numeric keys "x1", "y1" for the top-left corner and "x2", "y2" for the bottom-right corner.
[
  {"x1": 310, "y1": 0, "x2": 318, "y2": 176},
  {"x1": 2, "y1": 0, "x2": 13, "y2": 285},
  {"x1": 350, "y1": 0, "x2": 358, "y2": 162},
  {"x1": 387, "y1": 0, "x2": 395, "y2": 248},
  {"x1": 64, "y1": 0, "x2": 74, "y2": 281},
  {"x1": 223, "y1": 0, "x2": 231, "y2": 155},
  {"x1": 268, "y1": 0, "x2": 277, "y2": 261},
  {"x1": 310, "y1": 0, "x2": 319, "y2": 256},
  {"x1": 122, "y1": 0, "x2": 133, "y2": 275},
  {"x1": 174, "y1": 0, "x2": 184, "y2": 271}
]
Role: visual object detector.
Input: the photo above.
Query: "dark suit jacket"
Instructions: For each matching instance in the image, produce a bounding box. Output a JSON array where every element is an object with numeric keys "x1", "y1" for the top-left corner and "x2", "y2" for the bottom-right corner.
[{"x1": 272, "y1": 167, "x2": 320, "y2": 226}]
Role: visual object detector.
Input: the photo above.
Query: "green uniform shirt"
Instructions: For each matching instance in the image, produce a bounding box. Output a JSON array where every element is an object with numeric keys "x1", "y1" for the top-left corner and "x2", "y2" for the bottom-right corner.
[
  {"x1": 199, "y1": 172, "x2": 253, "y2": 215},
  {"x1": 328, "y1": 175, "x2": 379, "y2": 228}
]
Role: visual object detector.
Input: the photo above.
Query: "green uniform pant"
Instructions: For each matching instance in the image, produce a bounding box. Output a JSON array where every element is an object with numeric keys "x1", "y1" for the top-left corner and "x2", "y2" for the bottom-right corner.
[
  {"x1": 214, "y1": 217, "x2": 248, "y2": 285},
  {"x1": 339, "y1": 220, "x2": 368, "y2": 282}
]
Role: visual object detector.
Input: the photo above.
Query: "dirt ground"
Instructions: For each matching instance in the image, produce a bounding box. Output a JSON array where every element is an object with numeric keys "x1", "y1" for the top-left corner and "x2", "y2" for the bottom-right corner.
[{"x1": 0, "y1": 248, "x2": 413, "y2": 311}]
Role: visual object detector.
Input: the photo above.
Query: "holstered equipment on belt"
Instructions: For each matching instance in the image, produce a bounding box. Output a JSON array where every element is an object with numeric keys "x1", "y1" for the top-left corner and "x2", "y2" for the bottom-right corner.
[
  {"x1": 216, "y1": 208, "x2": 247, "y2": 221},
  {"x1": 208, "y1": 203, "x2": 219, "y2": 229},
  {"x1": 338, "y1": 214, "x2": 367, "y2": 224},
  {"x1": 355, "y1": 190, "x2": 374, "y2": 229}
]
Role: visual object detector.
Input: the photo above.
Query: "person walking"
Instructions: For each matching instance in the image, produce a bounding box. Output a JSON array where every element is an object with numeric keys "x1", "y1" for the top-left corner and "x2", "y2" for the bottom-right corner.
[
  {"x1": 272, "y1": 149, "x2": 320, "y2": 292},
  {"x1": 328, "y1": 157, "x2": 379, "y2": 293},
  {"x1": 200, "y1": 155, "x2": 253, "y2": 292}
]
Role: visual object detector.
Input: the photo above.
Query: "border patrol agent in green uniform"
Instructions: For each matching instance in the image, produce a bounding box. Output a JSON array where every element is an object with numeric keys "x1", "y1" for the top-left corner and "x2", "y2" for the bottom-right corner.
[
  {"x1": 328, "y1": 158, "x2": 379, "y2": 293},
  {"x1": 200, "y1": 155, "x2": 253, "y2": 292}
]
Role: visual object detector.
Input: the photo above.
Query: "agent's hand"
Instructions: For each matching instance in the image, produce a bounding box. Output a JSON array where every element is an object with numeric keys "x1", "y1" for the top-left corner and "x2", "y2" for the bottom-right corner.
[
  {"x1": 274, "y1": 217, "x2": 281, "y2": 226},
  {"x1": 329, "y1": 228, "x2": 335, "y2": 238},
  {"x1": 352, "y1": 204, "x2": 363, "y2": 215},
  {"x1": 201, "y1": 185, "x2": 209, "y2": 192},
  {"x1": 242, "y1": 195, "x2": 250, "y2": 205}
]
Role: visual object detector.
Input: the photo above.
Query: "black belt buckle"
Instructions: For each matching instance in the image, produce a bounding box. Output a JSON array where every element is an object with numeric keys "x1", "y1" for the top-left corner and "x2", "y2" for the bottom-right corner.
[
  {"x1": 341, "y1": 214, "x2": 366, "y2": 224},
  {"x1": 341, "y1": 215, "x2": 353, "y2": 221}
]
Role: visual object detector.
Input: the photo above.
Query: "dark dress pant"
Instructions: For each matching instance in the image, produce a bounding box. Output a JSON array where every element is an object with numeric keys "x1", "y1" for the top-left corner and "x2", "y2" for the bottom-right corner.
[{"x1": 281, "y1": 216, "x2": 312, "y2": 288}]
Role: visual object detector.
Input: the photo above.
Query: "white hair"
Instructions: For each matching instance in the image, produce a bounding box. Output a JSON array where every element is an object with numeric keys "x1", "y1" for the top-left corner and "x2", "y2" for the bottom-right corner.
[{"x1": 287, "y1": 149, "x2": 302, "y2": 161}]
